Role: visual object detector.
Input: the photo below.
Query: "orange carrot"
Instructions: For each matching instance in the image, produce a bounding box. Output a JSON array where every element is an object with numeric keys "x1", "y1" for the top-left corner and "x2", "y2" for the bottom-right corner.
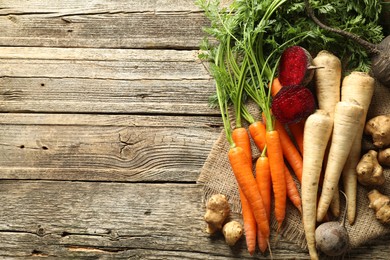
[
  {"x1": 228, "y1": 146, "x2": 270, "y2": 239},
  {"x1": 238, "y1": 188, "x2": 257, "y2": 255},
  {"x1": 265, "y1": 130, "x2": 286, "y2": 231},
  {"x1": 255, "y1": 155, "x2": 271, "y2": 253},
  {"x1": 257, "y1": 228, "x2": 267, "y2": 255},
  {"x1": 249, "y1": 121, "x2": 267, "y2": 152},
  {"x1": 284, "y1": 165, "x2": 302, "y2": 213},
  {"x1": 270, "y1": 77, "x2": 283, "y2": 97},
  {"x1": 274, "y1": 120, "x2": 303, "y2": 183},
  {"x1": 288, "y1": 119, "x2": 305, "y2": 155},
  {"x1": 232, "y1": 128, "x2": 257, "y2": 255},
  {"x1": 256, "y1": 156, "x2": 272, "y2": 219},
  {"x1": 232, "y1": 127, "x2": 253, "y2": 166}
]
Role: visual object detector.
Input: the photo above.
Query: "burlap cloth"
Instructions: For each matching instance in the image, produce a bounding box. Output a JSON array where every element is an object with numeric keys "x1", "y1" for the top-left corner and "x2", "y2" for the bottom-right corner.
[{"x1": 197, "y1": 81, "x2": 390, "y2": 250}]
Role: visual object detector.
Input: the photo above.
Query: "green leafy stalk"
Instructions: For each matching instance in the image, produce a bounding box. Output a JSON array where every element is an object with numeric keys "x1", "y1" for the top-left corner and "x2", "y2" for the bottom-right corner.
[
  {"x1": 212, "y1": 43, "x2": 235, "y2": 147},
  {"x1": 197, "y1": 0, "x2": 385, "y2": 137}
]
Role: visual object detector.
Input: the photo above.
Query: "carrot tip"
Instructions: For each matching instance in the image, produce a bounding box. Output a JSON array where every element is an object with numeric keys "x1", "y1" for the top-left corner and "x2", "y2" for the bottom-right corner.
[
  {"x1": 259, "y1": 246, "x2": 268, "y2": 254},
  {"x1": 276, "y1": 222, "x2": 283, "y2": 235}
]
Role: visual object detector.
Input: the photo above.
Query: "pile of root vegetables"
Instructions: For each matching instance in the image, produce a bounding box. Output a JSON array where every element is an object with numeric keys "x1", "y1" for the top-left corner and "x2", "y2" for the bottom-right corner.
[
  {"x1": 301, "y1": 50, "x2": 373, "y2": 260},
  {"x1": 360, "y1": 115, "x2": 390, "y2": 225},
  {"x1": 197, "y1": 0, "x2": 390, "y2": 259}
]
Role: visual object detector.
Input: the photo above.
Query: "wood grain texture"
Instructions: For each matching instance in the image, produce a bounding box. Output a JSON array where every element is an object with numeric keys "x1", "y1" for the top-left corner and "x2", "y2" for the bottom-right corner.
[
  {"x1": 0, "y1": 48, "x2": 208, "y2": 80},
  {"x1": 1, "y1": 181, "x2": 389, "y2": 259},
  {"x1": 0, "y1": 113, "x2": 221, "y2": 182},
  {"x1": 0, "y1": 7, "x2": 208, "y2": 49},
  {"x1": 0, "y1": 0, "x2": 201, "y2": 14},
  {"x1": 0, "y1": 47, "x2": 215, "y2": 114},
  {"x1": 1, "y1": 0, "x2": 390, "y2": 258}
]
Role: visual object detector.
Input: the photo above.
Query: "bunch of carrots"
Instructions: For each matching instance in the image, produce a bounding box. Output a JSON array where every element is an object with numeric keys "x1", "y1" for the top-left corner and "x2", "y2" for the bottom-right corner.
[
  {"x1": 201, "y1": 1, "x2": 308, "y2": 255},
  {"x1": 216, "y1": 74, "x2": 304, "y2": 255}
]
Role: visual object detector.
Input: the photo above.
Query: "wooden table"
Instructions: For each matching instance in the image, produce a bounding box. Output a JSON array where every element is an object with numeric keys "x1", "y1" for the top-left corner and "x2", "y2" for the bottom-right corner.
[{"x1": 1, "y1": 1, "x2": 389, "y2": 258}]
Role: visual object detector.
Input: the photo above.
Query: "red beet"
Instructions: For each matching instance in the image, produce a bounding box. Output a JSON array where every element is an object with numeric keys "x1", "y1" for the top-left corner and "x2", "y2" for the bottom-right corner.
[
  {"x1": 278, "y1": 46, "x2": 315, "y2": 87},
  {"x1": 271, "y1": 85, "x2": 316, "y2": 124}
]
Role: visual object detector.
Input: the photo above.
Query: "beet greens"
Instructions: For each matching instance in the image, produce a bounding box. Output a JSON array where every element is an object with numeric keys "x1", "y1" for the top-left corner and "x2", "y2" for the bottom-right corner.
[{"x1": 305, "y1": 0, "x2": 390, "y2": 86}]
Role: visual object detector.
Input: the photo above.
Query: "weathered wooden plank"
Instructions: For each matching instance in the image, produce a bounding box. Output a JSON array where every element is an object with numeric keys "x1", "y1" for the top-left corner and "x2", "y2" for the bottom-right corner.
[
  {"x1": 0, "y1": 113, "x2": 222, "y2": 128},
  {"x1": 0, "y1": 49, "x2": 208, "y2": 80},
  {"x1": 0, "y1": 47, "x2": 216, "y2": 114},
  {"x1": 0, "y1": 181, "x2": 305, "y2": 259},
  {"x1": 0, "y1": 181, "x2": 389, "y2": 259},
  {"x1": 0, "y1": 113, "x2": 221, "y2": 182},
  {"x1": 0, "y1": 12, "x2": 208, "y2": 49},
  {"x1": 0, "y1": 0, "x2": 201, "y2": 14},
  {"x1": 0, "y1": 46, "x2": 204, "y2": 61},
  {"x1": 0, "y1": 181, "x2": 246, "y2": 258},
  {"x1": 0, "y1": 77, "x2": 215, "y2": 114},
  {"x1": 0, "y1": 46, "x2": 205, "y2": 61}
]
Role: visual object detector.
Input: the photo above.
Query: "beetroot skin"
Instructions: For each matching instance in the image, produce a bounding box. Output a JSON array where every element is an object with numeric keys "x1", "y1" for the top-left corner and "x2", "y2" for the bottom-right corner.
[
  {"x1": 278, "y1": 46, "x2": 314, "y2": 87},
  {"x1": 271, "y1": 85, "x2": 316, "y2": 124}
]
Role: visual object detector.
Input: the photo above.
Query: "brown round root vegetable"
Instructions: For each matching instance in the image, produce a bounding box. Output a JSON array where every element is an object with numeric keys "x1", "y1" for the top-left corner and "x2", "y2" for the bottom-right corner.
[
  {"x1": 222, "y1": 220, "x2": 243, "y2": 246},
  {"x1": 356, "y1": 150, "x2": 385, "y2": 186},
  {"x1": 204, "y1": 194, "x2": 231, "y2": 234},
  {"x1": 315, "y1": 192, "x2": 350, "y2": 257},
  {"x1": 378, "y1": 148, "x2": 390, "y2": 167},
  {"x1": 368, "y1": 189, "x2": 390, "y2": 224},
  {"x1": 315, "y1": 222, "x2": 349, "y2": 257},
  {"x1": 364, "y1": 114, "x2": 390, "y2": 148}
]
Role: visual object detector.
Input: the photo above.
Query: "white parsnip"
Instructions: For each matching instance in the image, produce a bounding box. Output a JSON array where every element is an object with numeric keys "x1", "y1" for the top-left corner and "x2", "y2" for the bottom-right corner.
[
  {"x1": 302, "y1": 110, "x2": 333, "y2": 260},
  {"x1": 341, "y1": 72, "x2": 375, "y2": 225},
  {"x1": 313, "y1": 50, "x2": 342, "y2": 119},
  {"x1": 317, "y1": 100, "x2": 364, "y2": 222},
  {"x1": 313, "y1": 50, "x2": 342, "y2": 215}
]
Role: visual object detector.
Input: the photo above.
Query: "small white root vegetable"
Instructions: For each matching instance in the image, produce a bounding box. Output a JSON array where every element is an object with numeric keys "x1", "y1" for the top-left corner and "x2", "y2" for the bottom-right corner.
[
  {"x1": 341, "y1": 71, "x2": 375, "y2": 224},
  {"x1": 312, "y1": 50, "x2": 342, "y2": 119},
  {"x1": 317, "y1": 100, "x2": 364, "y2": 222},
  {"x1": 315, "y1": 192, "x2": 350, "y2": 257},
  {"x1": 365, "y1": 114, "x2": 390, "y2": 148},
  {"x1": 356, "y1": 150, "x2": 385, "y2": 186},
  {"x1": 204, "y1": 194, "x2": 231, "y2": 234},
  {"x1": 368, "y1": 189, "x2": 390, "y2": 224},
  {"x1": 378, "y1": 148, "x2": 390, "y2": 167},
  {"x1": 302, "y1": 110, "x2": 333, "y2": 260},
  {"x1": 222, "y1": 220, "x2": 243, "y2": 246}
]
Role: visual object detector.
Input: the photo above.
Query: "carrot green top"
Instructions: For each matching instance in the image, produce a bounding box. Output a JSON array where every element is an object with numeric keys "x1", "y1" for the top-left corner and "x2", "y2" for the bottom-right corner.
[
  {"x1": 198, "y1": 0, "x2": 385, "y2": 135},
  {"x1": 198, "y1": 0, "x2": 314, "y2": 139}
]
